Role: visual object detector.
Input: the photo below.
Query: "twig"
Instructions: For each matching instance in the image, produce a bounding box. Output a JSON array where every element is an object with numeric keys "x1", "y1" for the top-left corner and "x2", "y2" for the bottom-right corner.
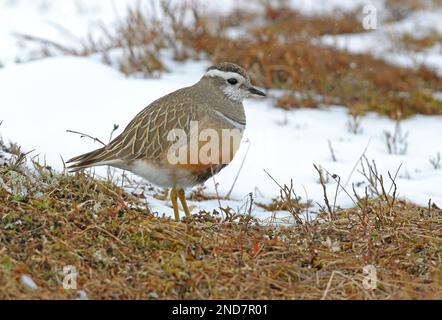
[
  {"x1": 322, "y1": 166, "x2": 360, "y2": 210},
  {"x1": 59, "y1": 154, "x2": 66, "y2": 174},
  {"x1": 46, "y1": 21, "x2": 83, "y2": 44},
  {"x1": 9, "y1": 148, "x2": 35, "y2": 170},
  {"x1": 301, "y1": 184, "x2": 311, "y2": 224},
  {"x1": 387, "y1": 164, "x2": 402, "y2": 196},
  {"x1": 321, "y1": 271, "x2": 336, "y2": 300},
  {"x1": 344, "y1": 137, "x2": 371, "y2": 188},
  {"x1": 247, "y1": 192, "x2": 254, "y2": 217},
  {"x1": 313, "y1": 164, "x2": 334, "y2": 220},
  {"x1": 108, "y1": 124, "x2": 120, "y2": 143},
  {"x1": 263, "y1": 169, "x2": 284, "y2": 190},
  {"x1": 332, "y1": 175, "x2": 340, "y2": 213},
  {"x1": 328, "y1": 140, "x2": 337, "y2": 162},
  {"x1": 14, "y1": 33, "x2": 77, "y2": 55},
  {"x1": 105, "y1": 124, "x2": 120, "y2": 183},
  {"x1": 429, "y1": 152, "x2": 441, "y2": 170},
  {"x1": 211, "y1": 166, "x2": 222, "y2": 209},
  {"x1": 263, "y1": 169, "x2": 304, "y2": 224},
  {"x1": 377, "y1": 175, "x2": 390, "y2": 208},
  {"x1": 387, "y1": 171, "x2": 398, "y2": 209},
  {"x1": 383, "y1": 121, "x2": 408, "y2": 155},
  {"x1": 226, "y1": 139, "x2": 251, "y2": 198},
  {"x1": 94, "y1": 225, "x2": 127, "y2": 246},
  {"x1": 358, "y1": 156, "x2": 381, "y2": 197},
  {"x1": 66, "y1": 130, "x2": 106, "y2": 146}
]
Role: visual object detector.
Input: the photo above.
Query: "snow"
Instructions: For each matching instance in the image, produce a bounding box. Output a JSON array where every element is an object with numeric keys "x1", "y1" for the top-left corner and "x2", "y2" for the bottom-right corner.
[
  {"x1": 76, "y1": 290, "x2": 89, "y2": 300},
  {"x1": 288, "y1": 0, "x2": 385, "y2": 16},
  {"x1": 20, "y1": 274, "x2": 38, "y2": 290},
  {"x1": 320, "y1": 6, "x2": 442, "y2": 75},
  {"x1": 1, "y1": 0, "x2": 442, "y2": 221}
]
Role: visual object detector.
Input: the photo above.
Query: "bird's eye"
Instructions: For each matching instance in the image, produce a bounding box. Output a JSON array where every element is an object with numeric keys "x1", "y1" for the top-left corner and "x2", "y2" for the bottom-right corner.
[{"x1": 227, "y1": 78, "x2": 238, "y2": 85}]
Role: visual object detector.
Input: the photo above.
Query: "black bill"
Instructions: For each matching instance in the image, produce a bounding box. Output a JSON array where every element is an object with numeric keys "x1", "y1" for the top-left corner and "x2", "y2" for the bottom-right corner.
[{"x1": 248, "y1": 87, "x2": 266, "y2": 96}]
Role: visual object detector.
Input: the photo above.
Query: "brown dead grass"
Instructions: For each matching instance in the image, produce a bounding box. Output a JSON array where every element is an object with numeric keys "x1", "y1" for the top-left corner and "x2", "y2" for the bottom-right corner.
[
  {"x1": 0, "y1": 142, "x2": 441, "y2": 300},
  {"x1": 384, "y1": 0, "x2": 442, "y2": 21},
  {"x1": 398, "y1": 30, "x2": 442, "y2": 52},
  {"x1": 256, "y1": 4, "x2": 366, "y2": 37}
]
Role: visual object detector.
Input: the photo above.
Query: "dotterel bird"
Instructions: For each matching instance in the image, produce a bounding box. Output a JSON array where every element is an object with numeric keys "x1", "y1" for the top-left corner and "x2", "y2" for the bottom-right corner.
[{"x1": 67, "y1": 62, "x2": 266, "y2": 220}]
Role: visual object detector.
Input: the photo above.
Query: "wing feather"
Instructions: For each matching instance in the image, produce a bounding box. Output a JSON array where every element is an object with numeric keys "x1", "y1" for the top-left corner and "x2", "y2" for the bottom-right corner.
[{"x1": 66, "y1": 89, "x2": 198, "y2": 171}]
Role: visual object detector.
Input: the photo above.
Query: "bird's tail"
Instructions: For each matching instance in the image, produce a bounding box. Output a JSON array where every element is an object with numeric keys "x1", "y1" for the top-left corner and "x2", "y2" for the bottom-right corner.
[{"x1": 66, "y1": 147, "x2": 109, "y2": 172}]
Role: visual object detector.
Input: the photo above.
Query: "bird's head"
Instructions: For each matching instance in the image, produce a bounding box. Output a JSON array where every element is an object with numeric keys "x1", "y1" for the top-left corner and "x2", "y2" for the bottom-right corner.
[{"x1": 203, "y1": 62, "x2": 266, "y2": 102}]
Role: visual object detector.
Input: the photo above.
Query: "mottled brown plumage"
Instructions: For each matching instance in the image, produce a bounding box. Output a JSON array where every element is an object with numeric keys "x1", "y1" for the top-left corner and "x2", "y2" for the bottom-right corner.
[{"x1": 67, "y1": 62, "x2": 265, "y2": 219}]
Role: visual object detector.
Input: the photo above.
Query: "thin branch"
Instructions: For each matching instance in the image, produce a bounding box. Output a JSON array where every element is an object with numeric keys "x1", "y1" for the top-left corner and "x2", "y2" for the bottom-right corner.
[
  {"x1": 321, "y1": 166, "x2": 360, "y2": 210},
  {"x1": 313, "y1": 164, "x2": 333, "y2": 220},
  {"x1": 226, "y1": 139, "x2": 251, "y2": 198},
  {"x1": 263, "y1": 169, "x2": 304, "y2": 224},
  {"x1": 344, "y1": 137, "x2": 371, "y2": 188},
  {"x1": 328, "y1": 140, "x2": 337, "y2": 162},
  {"x1": 387, "y1": 171, "x2": 398, "y2": 209},
  {"x1": 332, "y1": 175, "x2": 340, "y2": 213},
  {"x1": 210, "y1": 165, "x2": 222, "y2": 209},
  {"x1": 59, "y1": 154, "x2": 66, "y2": 174},
  {"x1": 14, "y1": 33, "x2": 78, "y2": 55},
  {"x1": 387, "y1": 163, "x2": 402, "y2": 195},
  {"x1": 109, "y1": 124, "x2": 120, "y2": 143},
  {"x1": 66, "y1": 130, "x2": 106, "y2": 146},
  {"x1": 263, "y1": 169, "x2": 284, "y2": 190}
]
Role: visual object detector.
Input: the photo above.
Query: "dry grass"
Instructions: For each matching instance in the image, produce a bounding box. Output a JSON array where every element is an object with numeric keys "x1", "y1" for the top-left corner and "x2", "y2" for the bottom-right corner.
[
  {"x1": 16, "y1": 0, "x2": 442, "y2": 119},
  {"x1": 384, "y1": 0, "x2": 442, "y2": 21},
  {"x1": 398, "y1": 30, "x2": 442, "y2": 52},
  {"x1": 0, "y1": 140, "x2": 441, "y2": 300}
]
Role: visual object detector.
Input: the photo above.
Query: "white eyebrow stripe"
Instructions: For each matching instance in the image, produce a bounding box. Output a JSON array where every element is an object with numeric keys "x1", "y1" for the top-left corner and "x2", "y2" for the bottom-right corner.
[
  {"x1": 205, "y1": 69, "x2": 245, "y2": 81},
  {"x1": 213, "y1": 109, "x2": 246, "y2": 130}
]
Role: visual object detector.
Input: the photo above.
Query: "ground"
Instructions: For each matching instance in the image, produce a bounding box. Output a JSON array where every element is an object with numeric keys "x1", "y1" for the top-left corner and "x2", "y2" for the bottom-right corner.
[{"x1": 0, "y1": 157, "x2": 440, "y2": 299}]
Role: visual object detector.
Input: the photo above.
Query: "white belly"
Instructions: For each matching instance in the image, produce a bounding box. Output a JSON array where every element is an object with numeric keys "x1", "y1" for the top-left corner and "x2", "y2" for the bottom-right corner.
[{"x1": 126, "y1": 160, "x2": 196, "y2": 188}]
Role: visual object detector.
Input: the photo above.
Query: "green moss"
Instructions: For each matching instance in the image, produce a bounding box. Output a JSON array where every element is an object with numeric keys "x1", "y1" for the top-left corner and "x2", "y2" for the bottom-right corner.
[{"x1": 0, "y1": 255, "x2": 14, "y2": 271}]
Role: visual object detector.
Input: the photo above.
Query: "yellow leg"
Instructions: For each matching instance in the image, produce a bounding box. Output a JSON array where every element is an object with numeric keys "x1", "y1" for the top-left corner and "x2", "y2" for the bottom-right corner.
[
  {"x1": 177, "y1": 188, "x2": 191, "y2": 218},
  {"x1": 170, "y1": 188, "x2": 180, "y2": 221}
]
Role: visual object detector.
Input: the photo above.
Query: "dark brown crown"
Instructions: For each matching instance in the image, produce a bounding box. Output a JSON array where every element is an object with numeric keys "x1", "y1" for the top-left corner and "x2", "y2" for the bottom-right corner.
[{"x1": 207, "y1": 62, "x2": 249, "y2": 80}]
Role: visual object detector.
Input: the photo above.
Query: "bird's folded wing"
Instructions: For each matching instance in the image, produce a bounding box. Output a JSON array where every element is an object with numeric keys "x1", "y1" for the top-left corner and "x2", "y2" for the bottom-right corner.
[{"x1": 78, "y1": 98, "x2": 197, "y2": 165}]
